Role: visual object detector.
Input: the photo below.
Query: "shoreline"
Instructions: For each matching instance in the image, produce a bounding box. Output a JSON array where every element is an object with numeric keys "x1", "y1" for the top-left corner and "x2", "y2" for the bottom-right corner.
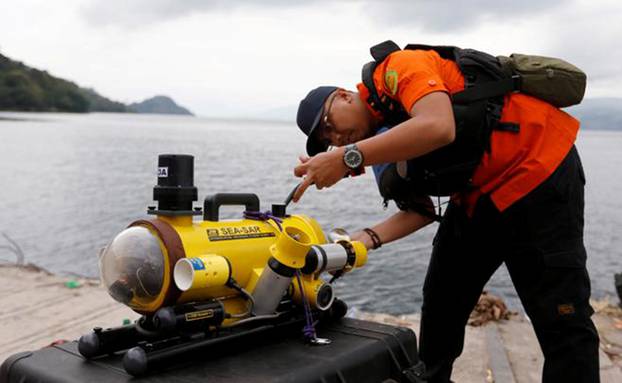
[{"x1": 1, "y1": 264, "x2": 622, "y2": 381}]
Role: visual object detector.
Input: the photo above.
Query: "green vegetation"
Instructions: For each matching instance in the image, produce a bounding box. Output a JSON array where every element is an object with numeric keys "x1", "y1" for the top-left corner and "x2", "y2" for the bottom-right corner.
[
  {"x1": 81, "y1": 87, "x2": 127, "y2": 113},
  {"x1": 0, "y1": 53, "x2": 111, "y2": 112},
  {"x1": 0, "y1": 53, "x2": 195, "y2": 115}
]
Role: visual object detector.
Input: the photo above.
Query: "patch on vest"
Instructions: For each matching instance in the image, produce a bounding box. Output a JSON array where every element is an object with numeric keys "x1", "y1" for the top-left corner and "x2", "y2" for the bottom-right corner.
[{"x1": 384, "y1": 70, "x2": 398, "y2": 96}]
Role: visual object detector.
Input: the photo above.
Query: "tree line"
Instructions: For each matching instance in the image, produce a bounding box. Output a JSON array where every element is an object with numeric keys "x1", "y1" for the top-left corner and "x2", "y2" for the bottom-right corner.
[{"x1": 0, "y1": 53, "x2": 127, "y2": 113}]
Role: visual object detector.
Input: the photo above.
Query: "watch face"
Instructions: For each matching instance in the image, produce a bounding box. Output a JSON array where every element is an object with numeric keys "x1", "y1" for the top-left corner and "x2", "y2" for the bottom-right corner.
[{"x1": 344, "y1": 149, "x2": 363, "y2": 168}]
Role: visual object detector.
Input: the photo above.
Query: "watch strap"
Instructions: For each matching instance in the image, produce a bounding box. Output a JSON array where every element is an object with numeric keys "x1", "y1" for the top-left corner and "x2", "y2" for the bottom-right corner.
[{"x1": 343, "y1": 144, "x2": 364, "y2": 170}]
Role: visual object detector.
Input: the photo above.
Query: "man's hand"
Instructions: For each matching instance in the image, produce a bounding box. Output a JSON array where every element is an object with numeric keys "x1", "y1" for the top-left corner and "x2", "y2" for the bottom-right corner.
[
  {"x1": 351, "y1": 230, "x2": 374, "y2": 250},
  {"x1": 292, "y1": 147, "x2": 348, "y2": 202},
  {"x1": 348, "y1": 210, "x2": 435, "y2": 252}
]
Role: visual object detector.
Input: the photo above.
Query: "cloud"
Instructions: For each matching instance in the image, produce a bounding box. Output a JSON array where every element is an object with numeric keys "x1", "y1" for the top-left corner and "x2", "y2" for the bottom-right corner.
[
  {"x1": 80, "y1": 0, "x2": 323, "y2": 27},
  {"x1": 80, "y1": 0, "x2": 571, "y2": 32},
  {"x1": 12, "y1": 0, "x2": 618, "y2": 116},
  {"x1": 366, "y1": 0, "x2": 572, "y2": 33},
  {"x1": 518, "y1": 0, "x2": 622, "y2": 97}
]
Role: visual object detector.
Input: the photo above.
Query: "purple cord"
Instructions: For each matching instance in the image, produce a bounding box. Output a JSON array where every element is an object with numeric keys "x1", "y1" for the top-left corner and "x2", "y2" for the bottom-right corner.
[
  {"x1": 245, "y1": 211, "x2": 315, "y2": 339},
  {"x1": 295, "y1": 270, "x2": 317, "y2": 341},
  {"x1": 243, "y1": 210, "x2": 283, "y2": 231}
]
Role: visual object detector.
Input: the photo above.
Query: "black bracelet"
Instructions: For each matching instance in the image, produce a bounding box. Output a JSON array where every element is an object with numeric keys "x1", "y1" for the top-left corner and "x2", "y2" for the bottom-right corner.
[{"x1": 363, "y1": 228, "x2": 382, "y2": 249}]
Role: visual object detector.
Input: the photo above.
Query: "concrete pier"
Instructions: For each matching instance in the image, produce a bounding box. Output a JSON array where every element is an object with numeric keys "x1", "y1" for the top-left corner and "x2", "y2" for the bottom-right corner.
[{"x1": 1, "y1": 264, "x2": 621, "y2": 382}]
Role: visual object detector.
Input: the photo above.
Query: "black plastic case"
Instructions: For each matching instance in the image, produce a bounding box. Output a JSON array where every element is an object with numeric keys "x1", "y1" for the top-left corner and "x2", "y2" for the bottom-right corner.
[{"x1": 1, "y1": 318, "x2": 422, "y2": 383}]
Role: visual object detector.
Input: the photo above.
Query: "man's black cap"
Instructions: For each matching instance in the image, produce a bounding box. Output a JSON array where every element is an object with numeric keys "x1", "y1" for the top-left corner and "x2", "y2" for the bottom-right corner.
[{"x1": 296, "y1": 85, "x2": 338, "y2": 156}]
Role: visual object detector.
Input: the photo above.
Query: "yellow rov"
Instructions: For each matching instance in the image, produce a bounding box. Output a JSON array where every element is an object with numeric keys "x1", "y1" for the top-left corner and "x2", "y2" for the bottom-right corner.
[{"x1": 79, "y1": 154, "x2": 367, "y2": 376}]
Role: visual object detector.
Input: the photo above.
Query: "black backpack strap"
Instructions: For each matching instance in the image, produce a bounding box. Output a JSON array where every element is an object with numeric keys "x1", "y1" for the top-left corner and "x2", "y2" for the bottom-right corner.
[
  {"x1": 362, "y1": 61, "x2": 406, "y2": 118},
  {"x1": 362, "y1": 40, "x2": 407, "y2": 120},
  {"x1": 362, "y1": 61, "x2": 383, "y2": 112},
  {"x1": 453, "y1": 74, "x2": 521, "y2": 134},
  {"x1": 370, "y1": 40, "x2": 401, "y2": 61},
  {"x1": 404, "y1": 44, "x2": 458, "y2": 61},
  {"x1": 452, "y1": 75, "x2": 521, "y2": 104}
]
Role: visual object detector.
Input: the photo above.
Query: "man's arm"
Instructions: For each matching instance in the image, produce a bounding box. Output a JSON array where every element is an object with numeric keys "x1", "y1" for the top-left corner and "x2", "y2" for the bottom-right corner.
[
  {"x1": 292, "y1": 91, "x2": 455, "y2": 201},
  {"x1": 358, "y1": 91, "x2": 455, "y2": 166},
  {"x1": 351, "y1": 209, "x2": 434, "y2": 250}
]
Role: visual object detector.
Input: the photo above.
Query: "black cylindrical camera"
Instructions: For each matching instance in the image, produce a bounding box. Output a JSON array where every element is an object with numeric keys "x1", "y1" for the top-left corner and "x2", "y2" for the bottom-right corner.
[{"x1": 152, "y1": 154, "x2": 198, "y2": 215}]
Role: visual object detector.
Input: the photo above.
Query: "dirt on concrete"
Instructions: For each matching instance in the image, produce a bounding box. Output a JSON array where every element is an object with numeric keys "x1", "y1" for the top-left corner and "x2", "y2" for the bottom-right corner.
[{"x1": 1, "y1": 265, "x2": 621, "y2": 382}]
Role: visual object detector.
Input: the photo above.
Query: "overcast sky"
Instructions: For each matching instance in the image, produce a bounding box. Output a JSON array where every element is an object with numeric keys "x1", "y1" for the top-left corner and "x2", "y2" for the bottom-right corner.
[{"x1": 1, "y1": 0, "x2": 620, "y2": 118}]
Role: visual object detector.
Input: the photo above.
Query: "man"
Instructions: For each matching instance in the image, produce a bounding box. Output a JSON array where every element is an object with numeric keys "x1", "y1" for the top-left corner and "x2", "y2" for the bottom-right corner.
[{"x1": 293, "y1": 42, "x2": 599, "y2": 383}]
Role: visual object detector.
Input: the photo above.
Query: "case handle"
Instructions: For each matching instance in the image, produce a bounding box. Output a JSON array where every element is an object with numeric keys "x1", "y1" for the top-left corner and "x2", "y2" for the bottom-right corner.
[{"x1": 203, "y1": 193, "x2": 260, "y2": 221}]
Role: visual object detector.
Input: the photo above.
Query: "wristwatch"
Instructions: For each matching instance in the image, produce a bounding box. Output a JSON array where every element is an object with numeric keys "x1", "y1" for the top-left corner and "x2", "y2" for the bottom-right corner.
[{"x1": 343, "y1": 144, "x2": 364, "y2": 171}]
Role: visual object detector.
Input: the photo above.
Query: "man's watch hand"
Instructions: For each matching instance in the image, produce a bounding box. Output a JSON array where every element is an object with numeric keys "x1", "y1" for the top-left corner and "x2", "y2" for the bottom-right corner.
[
  {"x1": 343, "y1": 144, "x2": 364, "y2": 171},
  {"x1": 292, "y1": 148, "x2": 349, "y2": 202}
]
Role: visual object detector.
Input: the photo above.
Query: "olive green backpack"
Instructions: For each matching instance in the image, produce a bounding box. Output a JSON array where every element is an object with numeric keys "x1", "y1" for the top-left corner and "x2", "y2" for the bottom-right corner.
[
  {"x1": 497, "y1": 53, "x2": 587, "y2": 107},
  {"x1": 365, "y1": 41, "x2": 587, "y2": 109}
]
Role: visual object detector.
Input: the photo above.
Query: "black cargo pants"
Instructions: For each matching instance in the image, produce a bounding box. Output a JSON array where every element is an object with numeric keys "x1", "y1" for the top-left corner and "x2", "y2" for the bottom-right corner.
[{"x1": 418, "y1": 146, "x2": 600, "y2": 383}]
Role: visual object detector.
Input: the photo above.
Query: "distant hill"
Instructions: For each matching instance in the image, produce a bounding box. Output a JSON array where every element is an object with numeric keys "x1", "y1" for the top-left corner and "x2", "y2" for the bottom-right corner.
[
  {"x1": 566, "y1": 98, "x2": 622, "y2": 131},
  {"x1": 129, "y1": 95, "x2": 193, "y2": 116},
  {"x1": 81, "y1": 87, "x2": 127, "y2": 113},
  {"x1": 0, "y1": 53, "x2": 90, "y2": 112},
  {"x1": 0, "y1": 52, "x2": 192, "y2": 115}
]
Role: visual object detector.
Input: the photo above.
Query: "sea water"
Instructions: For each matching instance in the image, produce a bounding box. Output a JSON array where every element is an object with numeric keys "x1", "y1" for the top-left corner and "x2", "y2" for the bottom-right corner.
[{"x1": 0, "y1": 111, "x2": 620, "y2": 314}]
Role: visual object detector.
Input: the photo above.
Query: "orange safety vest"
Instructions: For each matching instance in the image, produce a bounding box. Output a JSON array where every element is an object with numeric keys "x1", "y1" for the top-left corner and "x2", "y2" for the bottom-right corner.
[{"x1": 357, "y1": 44, "x2": 579, "y2": 214}]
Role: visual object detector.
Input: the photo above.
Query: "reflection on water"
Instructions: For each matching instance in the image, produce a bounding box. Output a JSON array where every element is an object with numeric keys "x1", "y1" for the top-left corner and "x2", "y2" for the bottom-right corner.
[{"x1": 0, "y1": 111, "x2": 620, "y2": 314}]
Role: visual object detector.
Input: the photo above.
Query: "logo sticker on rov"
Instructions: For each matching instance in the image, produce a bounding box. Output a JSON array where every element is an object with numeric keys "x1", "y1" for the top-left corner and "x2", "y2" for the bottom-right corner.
[
  {"x1": 207, "y1": 226, "x2": 276, "y2": 241},
  {"x1": 189, "y1": 258, "x2": 205, "y2": 271},
  {"x1": 158, "y1": 167, "x2": 168, "y2": 178}
]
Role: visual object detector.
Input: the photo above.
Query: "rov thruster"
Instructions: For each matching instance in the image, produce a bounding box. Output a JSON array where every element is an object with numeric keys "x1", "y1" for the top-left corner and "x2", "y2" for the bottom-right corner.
[{"x1": 78, "y1": 154, "x2": 368, "y2": 376}]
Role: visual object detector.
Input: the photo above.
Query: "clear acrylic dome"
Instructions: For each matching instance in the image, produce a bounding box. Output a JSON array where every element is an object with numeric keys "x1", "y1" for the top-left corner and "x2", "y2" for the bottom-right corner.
[{"x1": 99, "y1": 226, "x2": 165, "y2": 309}]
